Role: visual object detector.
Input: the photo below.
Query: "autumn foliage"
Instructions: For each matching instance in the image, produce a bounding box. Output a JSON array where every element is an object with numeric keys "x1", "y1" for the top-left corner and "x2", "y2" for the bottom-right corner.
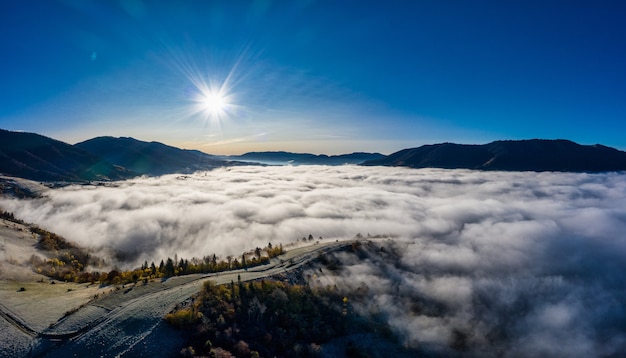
[
  {"x1": 3, "y1": 209, "x2": 287, "y2": 286},
  {"x1": 166, "y1": 279, "x2": 366, "y2": 357}
]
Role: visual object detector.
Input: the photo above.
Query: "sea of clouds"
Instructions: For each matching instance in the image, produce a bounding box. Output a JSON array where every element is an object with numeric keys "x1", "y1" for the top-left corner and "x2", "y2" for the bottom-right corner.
[{"x1": 1, "y1": 166, "x2": 625, "y2": 355}]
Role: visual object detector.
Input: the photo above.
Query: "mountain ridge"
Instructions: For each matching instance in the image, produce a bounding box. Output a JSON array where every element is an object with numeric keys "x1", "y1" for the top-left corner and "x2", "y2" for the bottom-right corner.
[
  {"x1": 74, "y1": 136, "x2": 230, "y2": 176},
  {"x1": 221, "y1": 151, "x2": 385, "y2": 165},
  {"x1": 2, "y1": 130, "x2": 626, "y2": 182},
  {"x1": 362, "y1": 139, "x2": 626, "y2": 172},
  {"x1": 0, "y1": 129, "x2": 131, "y2": 182}
]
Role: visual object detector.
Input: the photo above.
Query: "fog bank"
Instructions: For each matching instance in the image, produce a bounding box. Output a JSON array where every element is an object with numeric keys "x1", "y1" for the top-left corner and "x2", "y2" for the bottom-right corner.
[
  {"x1": 1, "y1": 167, "x2": 625, "y2": 268},
  {"x1": 2, "y1": 166, "x2": 625, "y2": 355}
]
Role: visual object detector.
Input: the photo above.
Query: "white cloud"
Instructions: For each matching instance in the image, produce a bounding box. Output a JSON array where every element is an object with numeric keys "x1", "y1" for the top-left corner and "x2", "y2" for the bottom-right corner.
[
  {"x1": 1, "y1": 166, "x2": 625, "y2": 355},
  {"x1": 0, "y1": 167, "x2": 623, "y2": 266}
]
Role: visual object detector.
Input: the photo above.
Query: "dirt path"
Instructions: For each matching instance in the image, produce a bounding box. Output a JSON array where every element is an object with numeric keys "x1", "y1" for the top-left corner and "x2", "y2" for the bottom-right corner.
[{"x1": 26, "y1": 240, "x2": 351, "y2": 357}]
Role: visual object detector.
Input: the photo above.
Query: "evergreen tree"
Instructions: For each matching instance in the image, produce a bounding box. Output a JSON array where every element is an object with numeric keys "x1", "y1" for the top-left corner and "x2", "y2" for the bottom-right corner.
[{"x1": 164, "y1": 257, "x2": 175, "y2": 277}]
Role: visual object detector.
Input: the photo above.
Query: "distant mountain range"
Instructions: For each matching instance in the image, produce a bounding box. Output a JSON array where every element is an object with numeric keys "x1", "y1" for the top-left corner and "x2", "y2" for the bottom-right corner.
[
  {"x1": 0, "y1": 129, "x2": 130, "y2": 182},
  {"x1": 0, "y1": 130, "x2": 383, "y2": 182},
  {"x1": 220, "y1": 151, "x2": 385, "y2": 165},
  {"x1": 75, "y1": 136, "x2": 229, "y2": 176},
  {"x1": 362, "y1": 139, "x2": 626, "y2": 172},
  {"x1": 1, "y1": 129, "x2": 625, "y2": 182}
]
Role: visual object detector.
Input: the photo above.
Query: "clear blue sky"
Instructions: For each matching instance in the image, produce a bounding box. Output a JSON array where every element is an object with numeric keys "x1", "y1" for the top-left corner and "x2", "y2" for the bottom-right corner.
[{"x1": 1, "y1": 0, "x2": 625, "y2": 154}]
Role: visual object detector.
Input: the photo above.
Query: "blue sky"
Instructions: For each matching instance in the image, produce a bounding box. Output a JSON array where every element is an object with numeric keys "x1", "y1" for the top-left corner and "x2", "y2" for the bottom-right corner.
[{"x1": 1, "y1": 0, "x2": 625, "y2": 154}]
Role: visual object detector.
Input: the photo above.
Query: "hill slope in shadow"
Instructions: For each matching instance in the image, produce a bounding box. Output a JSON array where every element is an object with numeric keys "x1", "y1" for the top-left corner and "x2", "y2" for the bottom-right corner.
[
  {"x1": 75, "y1": 136, "x2": 230, "y2": 176},
  {"x1": 0, "y1": 129, "x2": 130, "y2": 182},
  {"x1": 363, "y1": 139, "x2": 626, "y2": 172}
]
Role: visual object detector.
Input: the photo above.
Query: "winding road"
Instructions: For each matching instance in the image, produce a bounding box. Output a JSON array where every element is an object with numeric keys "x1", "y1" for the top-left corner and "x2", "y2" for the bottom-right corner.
[{"x1": 15, "y1": 240, "x2": 352, "y2": 357}]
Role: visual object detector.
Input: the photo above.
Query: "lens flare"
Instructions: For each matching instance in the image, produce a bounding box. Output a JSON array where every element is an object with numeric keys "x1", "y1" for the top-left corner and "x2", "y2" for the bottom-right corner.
[
  {"x1": 196, "y1": 87, "x2": 232, "y2": 119},
  {"x1": 188, "y1": 75, "x2": 237, "y2": 132},
  {"x1": 200, "y1": 92, "x2": 226, "y2": 115},
  {"x1": 167, "y1": 47, "x2": 247, "y2": 134}
]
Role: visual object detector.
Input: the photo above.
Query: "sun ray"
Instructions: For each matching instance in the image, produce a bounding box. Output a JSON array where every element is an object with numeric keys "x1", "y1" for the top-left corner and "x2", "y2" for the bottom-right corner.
[{"x1": 165, "y1": 46, "x2": 250, "y2": 135}]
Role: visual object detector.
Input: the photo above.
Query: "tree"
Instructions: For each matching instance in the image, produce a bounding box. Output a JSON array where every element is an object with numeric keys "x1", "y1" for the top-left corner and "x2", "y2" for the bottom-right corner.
[
  {"x1": 211, "y1": 254, "x2": 217, "y2": 271},
  {"x1": 164, "y1": 258, "x2": 175, "y2": 277},
  {"x1": 234, "y1": 340, "x2": 250, "y2": 357},
  {"x1": 232, "y1": 258, "x2": 240, "y2": 270},
  {"x1": 107, "y1": 270, "x2": 120, "y2": 284}
]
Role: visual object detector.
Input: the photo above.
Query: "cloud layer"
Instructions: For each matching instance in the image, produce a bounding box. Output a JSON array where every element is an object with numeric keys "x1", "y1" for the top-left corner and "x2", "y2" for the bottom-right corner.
[
  {"x1": 1, "y1": 166, "x2": 626, "y2": 355},
  {"x1": 1, "y1": 167, "x2": 625, "y2": 265}
]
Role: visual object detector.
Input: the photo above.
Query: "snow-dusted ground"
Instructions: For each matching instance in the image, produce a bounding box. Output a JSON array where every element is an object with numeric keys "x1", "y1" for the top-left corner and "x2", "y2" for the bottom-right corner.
[
  {"x1": 0, "y1": 216, "x2": 350, "y2": 358},
  {"x1": 0, "y1": 318, "x2": 32, "y2": 358},
  {"x1": 36, "y1": 240, "x2": 349, "y2": 357},
  {"x1": 0, "y1": 219, "x2": 111, "y2": 357},
  {"x1": 0, "y1": 175, "x2": 49, "y2": 199},
  {"x1": 0, "y1": 218, "x2": 43, "y2": 279},
  {"x1": 0, "y1": 220, "x2": 108, "y2": 331}
]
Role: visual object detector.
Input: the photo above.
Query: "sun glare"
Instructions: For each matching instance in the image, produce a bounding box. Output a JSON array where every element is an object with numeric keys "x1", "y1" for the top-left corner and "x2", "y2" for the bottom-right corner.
[
  {"x1": 168, "y1": 47, "x2": 250, "y2": 133},
  {"x1": 200, "y1": 91, "x2": 227, "y2": 116},
  {"x1": 190, "y1": 83, "x2": 237, "y2": 128}
]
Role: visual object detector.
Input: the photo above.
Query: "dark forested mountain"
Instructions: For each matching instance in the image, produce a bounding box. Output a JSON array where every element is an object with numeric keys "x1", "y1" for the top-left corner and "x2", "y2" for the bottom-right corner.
[
  {"x1": 0, "y1": 129, "x2": 130, "y2": 182},
  {"x1": 223, "y1": 151, "x2": 385, "y2": 165},
  {"x1": 75, "y1": 136, "x2": 231, "y2": 176},
  {"x1": 362, "y1": 139, "x2": 626, "y2": 172},
  {"x1": 4, "y1": 129, "x2": 624, "y2": 183}
]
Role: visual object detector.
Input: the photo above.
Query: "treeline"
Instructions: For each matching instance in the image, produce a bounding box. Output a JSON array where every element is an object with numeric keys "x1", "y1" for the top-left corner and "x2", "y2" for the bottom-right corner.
[
  {"x1": 166, "y1": 279, "x2": 372, "y2": 358},
  {"x1": 0, "y1": 209, "x2": 25, "y2": 224},
  {"x1": 126, "y1": 243, "x2": 285, "y2": 284},
  {"x1": 3, "y1": 209, "x2": 288, "y2": 286},
  {"x1": 32, "y1": 241, "x2": 284, "y2": 286},
  {"x1": 28, "y1": 225, "x2": 107, "y2": 283},
  {"x1": 3, "y1": 208, "x2": 107, "y2": 282}
]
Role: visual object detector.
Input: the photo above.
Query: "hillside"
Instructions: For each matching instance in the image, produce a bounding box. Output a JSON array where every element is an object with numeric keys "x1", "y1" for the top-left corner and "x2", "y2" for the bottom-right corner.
[
  {"x1": 0, "y1": 129, "x2": 130, "y2": 182},
  {"x1": 224, "y1": 151, "x2": 385, "y2": 165},
  {"x1": 362, "y1": 139, "x2": 626, "y2": 172},
  {"x1": 75, "y1": 136, "x2": 231, "y2": 176}
]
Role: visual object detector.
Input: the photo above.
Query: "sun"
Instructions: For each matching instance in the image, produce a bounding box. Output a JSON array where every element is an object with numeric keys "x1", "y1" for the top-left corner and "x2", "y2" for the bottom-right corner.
[
  {"x1": 194, "y1": 86, "x2": 234, "y2": 120},
  {"x1": 169, "y1": 49, "x2": 246, "y2": 130},
  {"x1": 200, "y1": 91, "x2": 227, "y2": 116}
]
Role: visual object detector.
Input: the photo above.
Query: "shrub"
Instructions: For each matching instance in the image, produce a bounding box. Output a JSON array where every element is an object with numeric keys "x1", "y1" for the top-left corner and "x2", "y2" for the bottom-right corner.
[{"x1": 165, "y1": 308, "x2": 202, "y2": 328}]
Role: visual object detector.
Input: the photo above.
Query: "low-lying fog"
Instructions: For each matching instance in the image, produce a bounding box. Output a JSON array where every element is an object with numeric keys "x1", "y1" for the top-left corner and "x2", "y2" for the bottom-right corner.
[{"x1": 2, "y1": 166, "x2": 625, "y2": 354}]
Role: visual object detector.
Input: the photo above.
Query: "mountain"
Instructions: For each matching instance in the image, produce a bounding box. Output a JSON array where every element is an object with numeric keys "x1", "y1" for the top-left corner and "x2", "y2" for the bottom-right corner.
[
  {"x1": 75, "y1": 136, "x2": 231, "y2": 176},
  {"x1": 0, "y1": 129, "x2": 130, "y2": 182},
  {"x1": 223, "y1": 151, "x2": 385, "y2": 165},
  {"x1": 362, "y1": 139, "x2": 626, "y2": 172}
]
